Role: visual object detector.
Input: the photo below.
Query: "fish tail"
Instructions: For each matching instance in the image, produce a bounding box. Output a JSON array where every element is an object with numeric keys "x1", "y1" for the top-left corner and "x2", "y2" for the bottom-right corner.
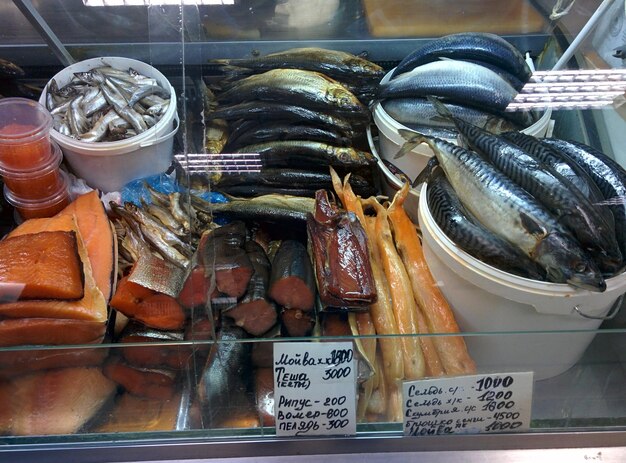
[
  {"x1": 427, "y1": 96, "x2": 453, "y2": 120},
  {"x1": 395, "y1": 128, "x2": 430, "y2": 159}
]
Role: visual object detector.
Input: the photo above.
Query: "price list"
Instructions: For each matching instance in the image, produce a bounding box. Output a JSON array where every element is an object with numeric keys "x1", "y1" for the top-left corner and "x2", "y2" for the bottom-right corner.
[
  {"x1": 273, "y1": 342, "x2": 356, "y2": 437},
  {"x1": 403, "y1": 372, "x2": 533, "y2": 436}
]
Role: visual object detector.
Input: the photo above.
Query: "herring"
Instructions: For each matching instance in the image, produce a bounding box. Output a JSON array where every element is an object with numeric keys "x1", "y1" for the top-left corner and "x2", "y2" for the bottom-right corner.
[
  {"x1": 390, "y1": 32, "x2": 532, "y2": 82},
  {"x1": 379, "y1": 60, "x2": 518, "y2": 112}
]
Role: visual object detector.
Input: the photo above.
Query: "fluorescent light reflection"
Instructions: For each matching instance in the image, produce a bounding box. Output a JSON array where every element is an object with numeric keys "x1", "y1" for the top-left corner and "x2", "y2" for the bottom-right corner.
[{"x1": 507, "y1": 69, "x2": 626, "y2": 111}]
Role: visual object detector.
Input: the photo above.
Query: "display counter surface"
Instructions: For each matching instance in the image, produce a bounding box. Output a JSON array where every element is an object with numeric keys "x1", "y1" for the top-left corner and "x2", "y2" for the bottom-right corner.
[{"x1": 4, "y1": 431, "x2": 626, "y2": 463}]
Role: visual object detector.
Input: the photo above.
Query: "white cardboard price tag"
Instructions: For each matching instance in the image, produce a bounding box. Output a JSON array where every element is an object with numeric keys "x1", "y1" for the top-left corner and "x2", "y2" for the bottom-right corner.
[
  {"x1": 403, "y1": 371, "x2": 533, "y2": 436},
  {"x1": 273, "y1": 341, "x2": 356, "y2": 437}
]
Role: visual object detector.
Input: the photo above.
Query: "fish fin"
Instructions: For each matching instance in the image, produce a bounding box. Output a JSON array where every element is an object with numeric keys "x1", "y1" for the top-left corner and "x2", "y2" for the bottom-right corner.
[
  {"x1": 412, "y1": 155, "x2": 440, "y2": 187},
  {"x1": 427, "y1": 96, "x2": 453, "y2": 120},
  {"x1": 396, "y1": 128, "x2": 430, "y2": 159},
  {"x1": 394, "y1": 142, "x2": 420, "y2": 159},
  {"x1": 519, "y1": 212, "x2": 548, "y2": 238}
]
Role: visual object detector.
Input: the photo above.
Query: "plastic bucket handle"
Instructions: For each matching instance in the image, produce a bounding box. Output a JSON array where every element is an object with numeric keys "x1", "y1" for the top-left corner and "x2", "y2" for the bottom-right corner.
[
  {"x1": 574, "y1": 293, "x2": 624, "y2": 320},
  {"x1": 139, "y1": 111, "x2": 180, "y2": 149}
]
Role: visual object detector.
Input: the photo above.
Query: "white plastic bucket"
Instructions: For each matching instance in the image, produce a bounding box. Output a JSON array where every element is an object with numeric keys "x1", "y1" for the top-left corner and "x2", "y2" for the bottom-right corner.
[
  {"x1": 372, "y1": 66, "x2": 552, "y2": 184},
  {"x1": 39, "y1": 57, "x2": 179, "y2": 192},
  {"x1": 417, "y1": 183, "x2": 626, "y2": 380}
]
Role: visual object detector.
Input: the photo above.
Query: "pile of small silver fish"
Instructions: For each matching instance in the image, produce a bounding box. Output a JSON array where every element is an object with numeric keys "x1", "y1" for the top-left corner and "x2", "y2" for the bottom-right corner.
[
  {"x1": 403, "y1": 100, "x2": 626, "y2": 292},
  {"x1": 379, "y1": 32, "x2": 536, "y2": 138},
  {"x1": 45, "y1": 65, "x2": 170, "y2": 142}
]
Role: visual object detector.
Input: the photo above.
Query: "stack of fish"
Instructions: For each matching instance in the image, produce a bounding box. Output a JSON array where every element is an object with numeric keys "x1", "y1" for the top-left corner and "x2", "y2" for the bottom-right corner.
[
  {"x1": 378, "y1": 32, "x2": 536, "y2": 137},
  {"x1": 403, "y1": 100, "x2": 626, "y2": 291},
  {"x1": 45, "y1": 65, "x2": 170, "y2": 142},
  {"x1": 201, "y1": 47, "x2": 384, "y2": 197}
]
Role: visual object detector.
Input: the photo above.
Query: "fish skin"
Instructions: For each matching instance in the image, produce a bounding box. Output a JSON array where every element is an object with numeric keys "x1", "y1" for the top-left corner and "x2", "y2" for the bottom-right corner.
[
  {"x1": 191, "y1": 193, "x2": 315, "y2": 222},
  {"x1": 218, "y1": 69, "x2": 369, "y2": 118},
  {"x1": 390, "y1": 32, "x2": 532, "y2": 82},
  {"x1": 379, "y1": 60, "x2": 518, "y2": 112},
  {"x1": 427, "y1": 170, "x2": 546, "y2": 280},
  {"x1": 0, "y1": 58, "x2": 25, "y2": 78},
  {"x1": 382, "y1": 97, "x2": 523, "y2": 133},
  {"x1": 211, "y1": 47, "x2": 384, "y2": 83},
  {"x1": 207, "y1": 101, "x2": 354, "y2": 137},
  {"x1": 398, "y1": 129, "x2": 606, "y2": 291},
  {"x1": 233, "y1": 141, "x2": 376, "y2": 169},
  {"x1": 224, "y1": 122, "x2": 352, "y2": 150},
  {"x1": 502, "y1": 131, "x2": 610, "y2": 220},
  {"x1": 445, "y1": 114, "x2": 622, "y2": 273},
  {"x1": 542, "y1": 138, "x2": 626, "y2": 274}
]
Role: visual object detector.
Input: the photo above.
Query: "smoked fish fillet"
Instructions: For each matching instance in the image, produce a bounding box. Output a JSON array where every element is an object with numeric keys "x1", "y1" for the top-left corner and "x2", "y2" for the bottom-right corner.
[
  {"x1": 56, "y1": 191, "x2": 116, "y2": 302},
  {"x1": 0, "y1": 367, "x2": 116, "y2": 436},
  {"x1": 0, "y1": 214, "x2": 107, "y2": 325},
  {"x1": 0, "y1": 231, "x2": 84, "y2": 301}
]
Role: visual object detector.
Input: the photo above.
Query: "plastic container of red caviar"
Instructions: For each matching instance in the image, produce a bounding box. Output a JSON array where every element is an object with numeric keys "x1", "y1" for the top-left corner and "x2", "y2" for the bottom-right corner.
[
  {"x1": 0, "y1": 98, "x2": 52, "y2": 171},
  {"x1": 4, "y1": 170, "x2": 70, "y2": 220},
  {"x1": 0, "y1": 141, "x2": 63, "y2": 199}
]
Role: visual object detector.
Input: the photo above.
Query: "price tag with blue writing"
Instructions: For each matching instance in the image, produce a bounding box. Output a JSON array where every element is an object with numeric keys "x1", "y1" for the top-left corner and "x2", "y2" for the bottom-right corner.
[
  {"x1": 403, "y1": 372, "x2": 533, "y2": 436},
  {"x1": 273, "y1": 341, "x2": 357, "y2": 437}
]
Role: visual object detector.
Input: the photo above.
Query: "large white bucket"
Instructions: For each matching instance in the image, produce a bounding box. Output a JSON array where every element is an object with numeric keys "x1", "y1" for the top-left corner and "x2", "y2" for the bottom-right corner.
[
  {"x1": 417, "y1": 183, "x2": 626, "y2": 380},
  {"x1": 372, "y1": 66, "x2": 552, "y2": 184},
  {"x1": 39, "y1": 57, "x2": 179, "y2": 192}
]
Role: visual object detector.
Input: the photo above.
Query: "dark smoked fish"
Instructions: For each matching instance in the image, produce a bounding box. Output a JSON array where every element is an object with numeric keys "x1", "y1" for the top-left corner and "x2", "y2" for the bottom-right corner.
[
  {"x1": 217, "y1": 69, "x2": 369, "y2": 117},
  {"x1": 206, "y1": 101, "x2": 354, "y2": 137},
  {"x1": 192, "y1": 193, "x2": 315, "y2": 222},
  {"x1": 428, "y1": 170, "x2": 545, "y2": 279},
  {"x1": 390, "y1": 32, "x2": 532, "y2": 82},
  {"x1": 224, "y1": 122, "x2": 352, "y2": 150},
  {"x1": 211, "y1": 47, "x2": 384, "y2": 83},
  {"x1": 398, "y1": 130, "x2": 606, "y2": 291},
  {"x1": 307, "y1": 190, "x2": 378, "y2": 307},
  {"x1": 233, "y1": 140, "x2": 376, "y2": 169}
]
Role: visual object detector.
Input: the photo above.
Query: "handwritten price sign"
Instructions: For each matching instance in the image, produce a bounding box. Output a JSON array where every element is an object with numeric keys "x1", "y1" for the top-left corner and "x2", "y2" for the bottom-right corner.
[
  {"x1": 273, "y1": 342, "x2": 357, "y2": 437},
  {"x1": 403, "y1": 372, "x2": 533, "y2": 436}
]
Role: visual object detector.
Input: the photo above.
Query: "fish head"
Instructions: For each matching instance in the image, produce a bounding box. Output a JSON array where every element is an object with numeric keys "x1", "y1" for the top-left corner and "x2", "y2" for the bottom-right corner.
[{"x1": 536, "y1": 233, "x2": 606, "y2": 292}]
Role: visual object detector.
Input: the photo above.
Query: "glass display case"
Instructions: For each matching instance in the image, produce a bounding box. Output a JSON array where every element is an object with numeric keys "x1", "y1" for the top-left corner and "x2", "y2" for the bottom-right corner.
[{"x1": 1, "y1": 1, "x2": 626, "y2": 461}]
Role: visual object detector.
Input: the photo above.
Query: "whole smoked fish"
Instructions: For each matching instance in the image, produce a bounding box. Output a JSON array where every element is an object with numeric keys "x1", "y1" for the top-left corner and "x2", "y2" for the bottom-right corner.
[{"x1": 307, "y1": 190, "x2": 376, "y2": 309}]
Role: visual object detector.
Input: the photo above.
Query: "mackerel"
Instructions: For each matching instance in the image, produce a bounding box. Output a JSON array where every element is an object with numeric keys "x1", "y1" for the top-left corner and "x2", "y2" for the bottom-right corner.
[
  {"x1": 542, "y1": 138, "x2": 626, "y2": 274},
  {"x1": 398, "y1": 129, "x2": 605, "y2": 291},
  {"x1": 432, "y1": 100, "x2": 622, "y2": 274},
  {"x1": 428, "y1": 170, "x2": 545, "y2": 280}
]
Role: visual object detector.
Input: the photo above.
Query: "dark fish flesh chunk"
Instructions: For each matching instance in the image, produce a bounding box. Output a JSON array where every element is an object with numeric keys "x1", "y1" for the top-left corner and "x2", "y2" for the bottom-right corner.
[
  {"x1": 268, "y1": 240, "x2": 316, "y2": 312},
  {"x1": 223, "y1": 241, "x2": 277, "y2": 336},
  {"x1": 199, "y1": 221, "x2": 253, "y2": 299},
  {"x1": 307, "y1": 190, "x2": 378, "y2": 308}
]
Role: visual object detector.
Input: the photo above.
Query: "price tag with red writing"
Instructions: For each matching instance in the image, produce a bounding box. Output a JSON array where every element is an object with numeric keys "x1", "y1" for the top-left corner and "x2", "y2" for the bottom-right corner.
[
  {"x1": 403, "y1": 372, "x2": 533, "y2": 436},
  {"x1": 273, "y1": 342, "x2": 357, "y2": 437}
]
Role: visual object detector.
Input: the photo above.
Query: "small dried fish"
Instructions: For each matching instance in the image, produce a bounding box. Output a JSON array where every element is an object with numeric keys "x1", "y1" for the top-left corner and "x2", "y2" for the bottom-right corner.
[{"x1": 46, "y1": 65, "x2": 170, "y2": 142}]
